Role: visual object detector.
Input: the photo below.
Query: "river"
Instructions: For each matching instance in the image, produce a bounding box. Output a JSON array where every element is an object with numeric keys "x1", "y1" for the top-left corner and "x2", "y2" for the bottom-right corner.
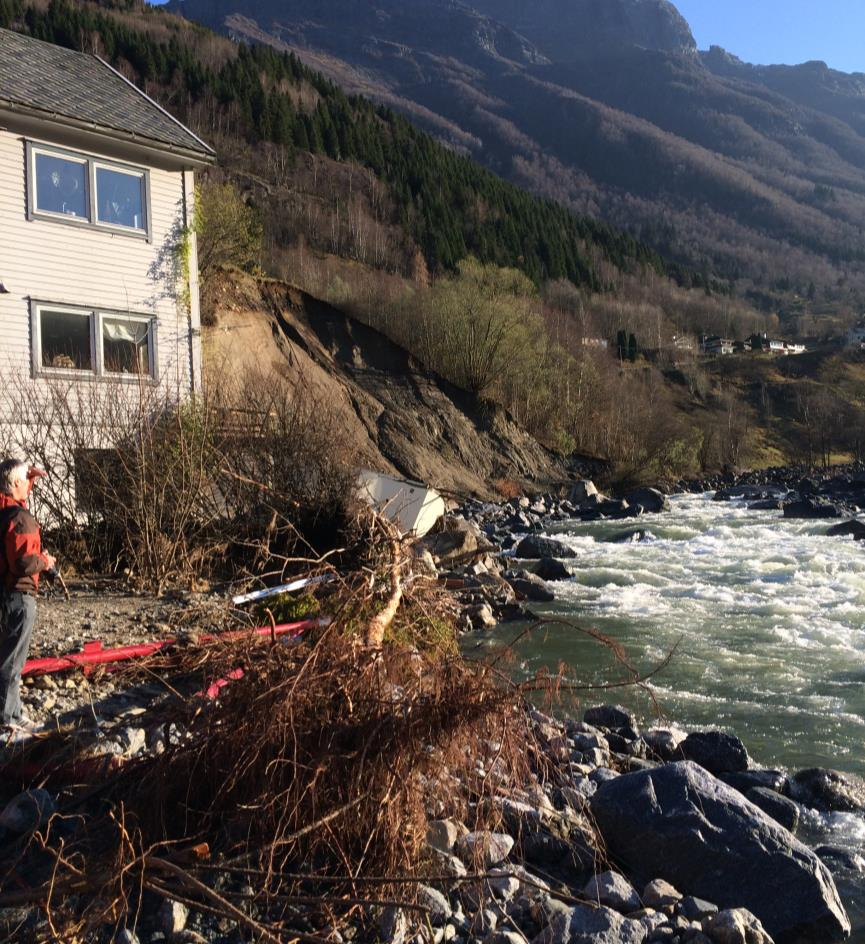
[{"x1": 464, "y1": 491, "x2": 865, "y2": 936}]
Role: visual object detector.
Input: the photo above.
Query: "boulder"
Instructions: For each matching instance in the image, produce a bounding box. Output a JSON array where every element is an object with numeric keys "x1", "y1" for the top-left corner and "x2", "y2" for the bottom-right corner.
[
  {"x1": 719, "y1": 770, "x2": 787, "y2": 796},
  {"x1": 826, "y1": 520, "x2": 865, "y2": 539},
  {"x1": 644, "y1": 727, "x2": 687, "y2": 761},
  {"x1": 158, "y1": 900, "x2": 189, "y2": 937},
  {"x1": 505, "y1": 570, "x2": 556, "y2": 602},
  {"x1": 589, "y1": 761, "x2": 850, "y2": 943},
  {"x1": 427, "y1": 819, "x2": 463, "y2": 852},
  {"x1": 642, "y1": 878, "x2": 682, "y2": 910},
  {"x1": 417, "y1": 884, "x2": 452, "y2": 925},
  {"x1": 789, "y1": 767, "x2": 865, "y2": 812},
  {"x1": 749, "y1": 499, "x2": 784, "y2": 511},
  {"x1": 534, "y1": 557, "x2": 571, "y2": 581},
  {"x1": 465, "y1": 603, "x2": 497, "y2": 629},
  {"x1": 568, "y1": 480, "x2": 598, "y2": 505},
  {"x1": 624, "y1": 488, "x2": 669, "y2": 513},
  {"x1": 535, "y1": 904, "x2": 647, "y2": 944},
  {"x1": 782, "y1": 499, "x2": 841, "y2": 519},
  {"x1": 680, "y1": 731, "x2": 749, "y2": 774},
  {"x1": 514, "y1": 535, "x2": 577, "y2": 559},
  {"x1": 457, "y1": 830, "x2": 514, "y2": 867},
  {"x1": 745, "y1": 787, "x2": 800, "y2": 834},
  {"x1": 421, "y1": 528, "x2": 479, "y2": 566},
  {"x1": 703, "y1": 908, "x2": 774, "y2": 944},
  {"x1": 582, "y1": 870, "x2": 641, "y2": 912},
  {"x1": 680, "y1": 896, "x2": 718, "y2": 922},
  {"x1": 584, "y1": 705, "x2": 634, "y2": 730},
  {"x1": 816, "y1": 846, "x2": 865, "y2": 874}
]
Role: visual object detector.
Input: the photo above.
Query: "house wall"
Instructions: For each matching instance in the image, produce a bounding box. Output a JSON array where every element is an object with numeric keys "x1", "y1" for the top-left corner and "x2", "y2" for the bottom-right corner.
[{"x1": 0, "y1": 125, "x2": 197, "y2": 402}]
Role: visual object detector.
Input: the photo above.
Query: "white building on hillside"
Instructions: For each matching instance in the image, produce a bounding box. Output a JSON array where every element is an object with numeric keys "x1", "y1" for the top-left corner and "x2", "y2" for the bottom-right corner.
[{"x1": 0, "y1": 29, "x2": 214, "y2": 458}]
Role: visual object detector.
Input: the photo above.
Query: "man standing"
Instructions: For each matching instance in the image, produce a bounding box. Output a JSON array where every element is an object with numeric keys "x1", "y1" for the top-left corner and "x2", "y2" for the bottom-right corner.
[{"x1": 0, "y1": 459, "x2": 54, "y2": 736}]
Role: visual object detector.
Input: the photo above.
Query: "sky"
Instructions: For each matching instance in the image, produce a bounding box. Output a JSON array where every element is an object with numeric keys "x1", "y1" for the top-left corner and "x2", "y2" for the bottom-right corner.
[{"x1": 673, "y1": 0, "x2": 865, "y2": 73}]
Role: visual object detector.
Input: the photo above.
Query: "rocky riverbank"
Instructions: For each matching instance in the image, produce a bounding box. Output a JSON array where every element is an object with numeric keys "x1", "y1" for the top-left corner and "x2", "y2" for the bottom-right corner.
[{"x1": 3, "y1": 684, "x2": 861, "y2": 943}]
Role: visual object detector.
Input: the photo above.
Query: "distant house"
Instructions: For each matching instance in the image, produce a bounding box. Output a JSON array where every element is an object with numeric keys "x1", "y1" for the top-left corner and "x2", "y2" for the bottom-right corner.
[
  {"x1": 700, "y1": 335, "x2": 734, "y2": 356},
  {"x1": 580, "y1": 337, "x2": 609, "y2": 349},
  {"x1": 748, "y1": 333, "x2": 805, "y2": 355},
  {"x1": 0, "y1": 29, "x2": 214, "y2": 439}
]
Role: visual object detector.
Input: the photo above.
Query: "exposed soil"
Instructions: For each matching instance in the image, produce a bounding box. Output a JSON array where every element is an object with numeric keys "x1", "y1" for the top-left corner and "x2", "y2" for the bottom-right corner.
[{"x1": 203, "y1": 273, "x2": 602, "y2": 498}]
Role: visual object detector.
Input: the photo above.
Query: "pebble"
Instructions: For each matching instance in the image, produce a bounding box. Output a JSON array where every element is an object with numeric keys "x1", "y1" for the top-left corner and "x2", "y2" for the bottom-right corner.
[{"x1": 158, "y1": 899, "x2": 189, "y2": 937}]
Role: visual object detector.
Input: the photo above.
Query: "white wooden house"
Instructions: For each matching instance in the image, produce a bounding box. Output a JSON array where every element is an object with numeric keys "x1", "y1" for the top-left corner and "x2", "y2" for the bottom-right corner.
[{"x1": 0, "y1": 29, "x2": 214, "y2": 448}]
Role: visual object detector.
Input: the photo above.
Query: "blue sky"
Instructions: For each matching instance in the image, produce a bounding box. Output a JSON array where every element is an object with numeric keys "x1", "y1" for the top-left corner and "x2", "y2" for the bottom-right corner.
[{"x1": 673, "y1": 0, "x2": 865, "y2": 73}]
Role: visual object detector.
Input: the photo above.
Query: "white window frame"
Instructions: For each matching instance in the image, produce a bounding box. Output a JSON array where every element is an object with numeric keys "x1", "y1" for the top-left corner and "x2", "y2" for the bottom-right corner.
[
  {"x1": 26, "y1": 142, "x2": 152, "y2": 241},
  {"x1": 31, "y1": 300, "x2": 157, "y2": 382}
]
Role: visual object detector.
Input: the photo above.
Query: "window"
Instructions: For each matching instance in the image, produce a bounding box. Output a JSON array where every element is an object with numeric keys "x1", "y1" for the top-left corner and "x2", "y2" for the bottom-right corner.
[
  {"x1": 27, "y1": 143, "x2": 150, "y2": 237},
  {"x1": 33, "y1": 302, "x2": 155, "y2": 379},
  {"x1": 102, "y1": 316, "x2": 152, "y2": 375},
  {"x1": 95, "y1": 166, "x2": 146, "y2": 230},
  {"x1": 34, "y1": 152, "x2": 88, "y2": 219},
  {"x1": 39, "y1": 308, "x2": 93, "y2": 371}
]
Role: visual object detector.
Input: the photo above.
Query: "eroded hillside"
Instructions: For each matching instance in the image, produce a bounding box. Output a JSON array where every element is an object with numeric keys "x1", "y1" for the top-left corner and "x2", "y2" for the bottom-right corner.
[{"x1": 202, "y1": 274, "x2": 586, "y2": 497}]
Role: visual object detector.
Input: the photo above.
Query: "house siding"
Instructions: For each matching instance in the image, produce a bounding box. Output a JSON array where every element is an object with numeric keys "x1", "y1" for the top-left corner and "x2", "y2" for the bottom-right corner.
[{"x1": 0, "y1": 126, "x2": 196, "y2": 399}]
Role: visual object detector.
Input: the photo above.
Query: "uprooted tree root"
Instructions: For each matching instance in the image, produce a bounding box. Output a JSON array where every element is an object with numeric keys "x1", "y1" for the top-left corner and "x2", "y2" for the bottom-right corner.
[{"x1": 0, "y1": 621, "x2": 549, "y2": 940}]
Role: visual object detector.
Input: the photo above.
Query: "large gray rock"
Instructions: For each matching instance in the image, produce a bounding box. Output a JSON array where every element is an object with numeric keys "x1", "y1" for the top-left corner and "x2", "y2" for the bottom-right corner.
[
  {"x1": 582, "y1": 870, "x2": 640, "y2": 912},
  {"x1": 623, "y1": 487, "x2": 669, "y2": 513},
  {"x1": 584, "y1": 704, "x2": 634, "y2": 730},
  {"x1": 789, "y1": 767, "x2": 865, "y2": 813},
  {"x1": 589, "y1": 761, "x2": 850, "y2": 943},
  {"x1": 746, "y1": 787, "x2": 800, "y2": 834},
  {"x1": 783, "y1": 499, "x2": 841, "y2": 519},
  {"x1": 514, "y1": 535, "x2": 578, "y2": 559},
  {"x1": 680, "y1": 730, "x2": 749, "y2": 774},
  {"x1": 504, "y1": 570, "x2": 556, "y2": 602},
  {"x1": 535, "y1": 904, "x2": 647, "y2": 944},
  {"x1": 457, "y1": 830, "x2": 514, "y2": 866},
  {"x1": 826, "y1": 520, "x2": 865, "y2": 539},
  {"x1": 568, "y1": 480, "x2": 598, "y2": 505},
  {"x1": 534, "y1": 557, "x2": 571, "y2": 581}
]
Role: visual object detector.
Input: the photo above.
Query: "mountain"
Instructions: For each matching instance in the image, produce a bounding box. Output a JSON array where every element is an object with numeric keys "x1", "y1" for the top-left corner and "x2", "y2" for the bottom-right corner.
[
  {"x1": 167, "y1": 0, "x2": 865, "y2": 315},
  {"x1": 468, "y1": 0, "x2": 697, "y2": 61}
]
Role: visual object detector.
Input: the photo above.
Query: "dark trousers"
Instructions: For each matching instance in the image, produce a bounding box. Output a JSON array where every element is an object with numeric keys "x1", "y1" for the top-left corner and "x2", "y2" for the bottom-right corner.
[{"x1": 0, "y1": 591, "x2": 36, "y2": 724}]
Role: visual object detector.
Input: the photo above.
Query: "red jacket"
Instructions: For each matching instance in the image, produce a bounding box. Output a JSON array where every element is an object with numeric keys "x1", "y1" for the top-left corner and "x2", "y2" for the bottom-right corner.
[{"x1": 0, "y1": 494, "x2": 50, "y2": 595}]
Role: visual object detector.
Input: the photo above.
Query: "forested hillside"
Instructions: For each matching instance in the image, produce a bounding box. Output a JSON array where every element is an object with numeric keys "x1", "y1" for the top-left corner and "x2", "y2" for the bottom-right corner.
[
  {"x1": 5, "y1": 0, "x2": 861, "y2": 484},
  {"x1": 0, "y1": 0, "x2": 685, "y2": 294},
  {"x1": 169, "y1": 0, "x2": 865, "y2": 333}
]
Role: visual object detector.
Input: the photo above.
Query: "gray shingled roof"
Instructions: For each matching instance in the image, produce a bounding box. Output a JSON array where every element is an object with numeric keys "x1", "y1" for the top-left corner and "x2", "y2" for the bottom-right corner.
[{"x1": 0, "y1": 28, "x2": 213, "y2": 158}]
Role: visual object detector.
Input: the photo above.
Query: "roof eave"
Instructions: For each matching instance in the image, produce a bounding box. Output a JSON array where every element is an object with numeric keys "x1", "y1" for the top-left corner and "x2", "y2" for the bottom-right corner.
[{"x1": 0, "y1": 99, "x2": 216, "y2": 168}]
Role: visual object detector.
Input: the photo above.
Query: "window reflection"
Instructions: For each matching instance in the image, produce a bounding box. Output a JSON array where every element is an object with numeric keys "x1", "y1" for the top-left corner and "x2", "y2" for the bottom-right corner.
[
  {"x1": 34, "y1": 153, "x2": 87, "y2": 218},
  {"x1": 96, "y1": 167, "x2": 146, "y2": 230},
  {"x1": 102, "y1": 317, "x2": 151, "y2": 374}
]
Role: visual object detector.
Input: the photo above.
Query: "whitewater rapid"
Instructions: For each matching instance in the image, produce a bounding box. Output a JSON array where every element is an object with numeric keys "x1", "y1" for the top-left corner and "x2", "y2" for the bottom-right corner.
[{"x1": 465, "y1": 491, "x2": 865, "y2": 933}]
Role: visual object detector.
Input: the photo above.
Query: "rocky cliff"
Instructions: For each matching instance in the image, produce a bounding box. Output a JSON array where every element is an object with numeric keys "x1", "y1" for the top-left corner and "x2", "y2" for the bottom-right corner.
[{"x1": 468, "y1": 0, "x2": 697, "y2": 61}]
